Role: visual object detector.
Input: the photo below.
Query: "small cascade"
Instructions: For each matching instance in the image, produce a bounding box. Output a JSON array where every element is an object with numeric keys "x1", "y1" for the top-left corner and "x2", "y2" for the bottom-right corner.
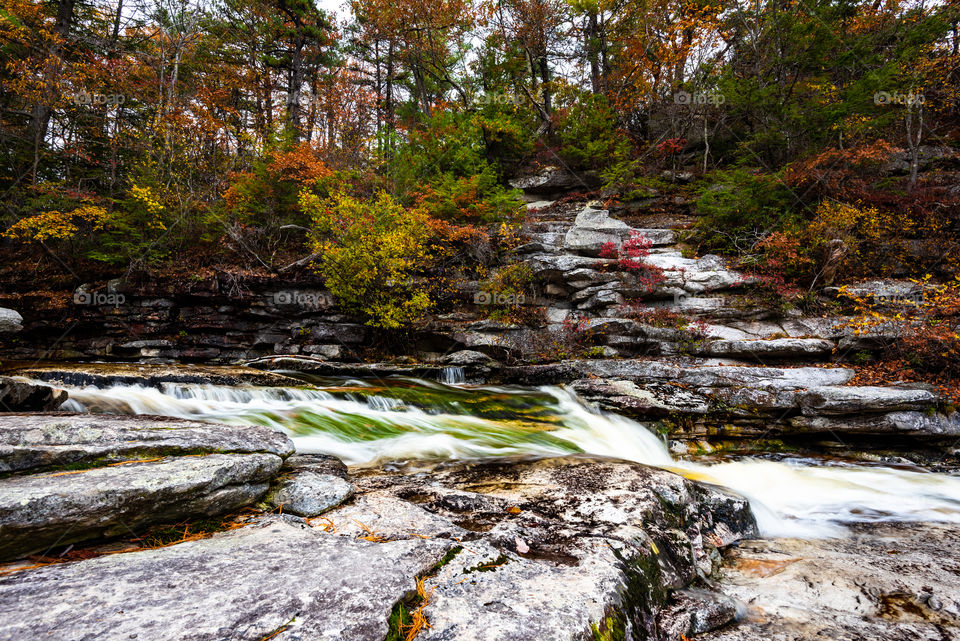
[{"x1": 439, "y1": 366, "x2": 466, "y2": 385}]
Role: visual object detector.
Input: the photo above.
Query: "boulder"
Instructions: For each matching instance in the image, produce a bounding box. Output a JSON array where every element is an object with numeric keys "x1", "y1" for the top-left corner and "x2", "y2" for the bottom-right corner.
[
  {"x1": 0, "y1": 452, "x2": 282, "y2": 560},
  {"x1": 0, "y1": 377, "x2": 67, "y2": 412},
  {"x1": 528, "y1": 253, "x2": 615, "y2": 283},
  {"x1": 0, "y1": 308, "x2": 23, "y2": 333},
  {"x1": 265, "y1": 470, "x2": 354, "y2": 517},
  {"x1": 657, "y1": 588, "x2": 742, "y2": 639},
  {"x1": 440, "y1": 349, "x2": 499, "y2": 368},
  {"x1": 564, "y1": 207, "x2": 676, "y2": 256},
  {"x1": 509, "y1": 165, "x2": 590, "y2": 194}
]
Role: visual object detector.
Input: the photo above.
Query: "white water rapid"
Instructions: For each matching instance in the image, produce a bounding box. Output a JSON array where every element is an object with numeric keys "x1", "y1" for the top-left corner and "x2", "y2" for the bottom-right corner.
[{"x1": 50, "y1": 374, "x2": 960, "y2": 538}]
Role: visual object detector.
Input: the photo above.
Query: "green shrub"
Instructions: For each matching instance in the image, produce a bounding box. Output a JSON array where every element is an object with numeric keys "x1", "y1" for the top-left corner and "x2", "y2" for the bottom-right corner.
[
  {"x1": 693, "y1": 169, "x2": 797, "y2": 254},
  {"x1": 557, "y1": 93, "x2": 630, "y2": 171}
]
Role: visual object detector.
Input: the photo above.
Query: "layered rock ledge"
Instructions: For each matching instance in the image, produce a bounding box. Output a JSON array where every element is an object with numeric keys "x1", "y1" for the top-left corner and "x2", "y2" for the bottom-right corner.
[{"x1": 0, "y1": 414, "x2": 294, "y2": 560}]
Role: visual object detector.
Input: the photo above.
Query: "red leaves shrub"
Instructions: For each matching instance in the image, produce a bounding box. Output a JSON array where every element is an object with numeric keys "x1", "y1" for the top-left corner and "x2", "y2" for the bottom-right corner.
[{"x1": 599, "y1": 231, "x2": 666, "y2": 296}]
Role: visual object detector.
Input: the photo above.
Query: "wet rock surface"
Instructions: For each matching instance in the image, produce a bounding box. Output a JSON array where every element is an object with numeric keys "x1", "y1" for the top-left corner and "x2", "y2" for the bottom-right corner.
[
  {"x1": 701, "y1": 523, "x2": 960, "y2": 641},
  {"x1": 0, "y1": 377, "x2": 66, "y2": 412}
]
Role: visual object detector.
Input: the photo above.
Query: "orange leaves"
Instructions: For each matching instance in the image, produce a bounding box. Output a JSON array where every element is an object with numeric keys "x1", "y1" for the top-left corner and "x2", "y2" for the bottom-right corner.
[{"x1": 268, "y1": 142, "x2": 332, "y2": 185}]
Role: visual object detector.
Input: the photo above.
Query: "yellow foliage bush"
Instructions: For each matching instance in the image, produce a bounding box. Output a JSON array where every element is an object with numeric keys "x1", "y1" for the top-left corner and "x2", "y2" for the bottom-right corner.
[
  {"x1": 758, "y1": 200, "x2": 915, "y2": 283},
  {"x1": 302, "y1": 189, "x2": 434, "y2": 329},
  {"x1": 2, "y1": 205, "x2": 108, "y2": 242}
]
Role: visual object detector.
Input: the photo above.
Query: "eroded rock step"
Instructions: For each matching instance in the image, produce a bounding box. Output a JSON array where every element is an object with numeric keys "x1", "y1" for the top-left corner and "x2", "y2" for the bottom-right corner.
[
  {"x1": 0, "y1": 413, "x2": 294, "y2": 474},
  {"x1": 0, "y1": 452, "x2": 281, "y2": 560}
]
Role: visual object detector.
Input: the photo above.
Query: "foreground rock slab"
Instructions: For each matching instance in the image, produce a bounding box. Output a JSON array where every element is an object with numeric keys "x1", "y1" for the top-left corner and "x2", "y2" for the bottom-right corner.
[
  {"x1": 701, "y1": 523, "x2": 960, "y2": 640},
  {"x1": 329, "y1": 456, "x2": 759, "y2": 641},
  {"x1": 0, "y1": 516, "x2": 449, "y2": 641},
  {"x1": 0, "y1": 452, "x2": 281, "y2": 560}
]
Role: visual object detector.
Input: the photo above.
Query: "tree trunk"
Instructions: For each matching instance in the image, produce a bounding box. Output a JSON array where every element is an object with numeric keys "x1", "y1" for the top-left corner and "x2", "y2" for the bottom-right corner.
[
  {"x1": 24, "y1": 0, "x2": 77, "y2": 183},
  {"x1": 905, "y1": 97, "x2": 923, "y2": 192}
]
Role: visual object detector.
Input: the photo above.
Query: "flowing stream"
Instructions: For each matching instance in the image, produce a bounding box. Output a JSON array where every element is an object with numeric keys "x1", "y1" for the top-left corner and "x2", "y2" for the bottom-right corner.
[{"x1": 49, "y1": 371, "x2": 960, "y2": 538}]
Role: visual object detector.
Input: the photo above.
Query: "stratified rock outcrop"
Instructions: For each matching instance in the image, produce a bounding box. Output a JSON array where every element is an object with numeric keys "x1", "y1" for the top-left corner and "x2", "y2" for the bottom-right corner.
[{"x1": 0, "y1": 414, "x2": 294, "y2": 560}]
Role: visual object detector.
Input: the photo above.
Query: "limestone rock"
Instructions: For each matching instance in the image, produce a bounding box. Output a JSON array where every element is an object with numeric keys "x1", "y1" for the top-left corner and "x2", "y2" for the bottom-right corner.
[
  {"x1": 509, "y1": 166, "x2": 589, "y2": 194},
  {"x1": 798, "y1": 386, "x2": 938, "y2": 416},
  {"x1": 339, "y1": 456, "x2": 758, "y2": 641},
  {"x1": 0, "y1": 308, "x2": 23, "y2": 333},
  {"x1": 265, "y1": 470, "x2": 354, "y2": 517},
  {"x1": 0, "y1": 515, "x2": 450, "y2": 641},
  {"x1": 705, "y1": 338, "x2": 835, "y2": 361},
  {"x1": 564, "y1": 207, "x2": 676, "y2": 256}
]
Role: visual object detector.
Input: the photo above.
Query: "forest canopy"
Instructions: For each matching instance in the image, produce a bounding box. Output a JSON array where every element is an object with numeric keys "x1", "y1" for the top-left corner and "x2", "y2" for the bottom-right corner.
[{"x1": 2, "y1": 0, "x2": 960, "y2": 326}]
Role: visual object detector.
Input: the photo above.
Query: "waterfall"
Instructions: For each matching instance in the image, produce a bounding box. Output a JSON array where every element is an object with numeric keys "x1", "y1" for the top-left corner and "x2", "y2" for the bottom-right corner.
[{"x1": 439, "y1": 366, "x2": 465, "y2": 385}]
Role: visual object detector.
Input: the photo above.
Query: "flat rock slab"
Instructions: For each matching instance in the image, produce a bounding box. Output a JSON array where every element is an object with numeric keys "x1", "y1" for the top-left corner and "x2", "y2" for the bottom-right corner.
[
  {"x1": 705, "y1": 338, "x2": 835, "y2": 361},
  {"x1": 0, "y1": 414, "x2": 294, "y2": 474},
  {"x1": 497, "y1": 360, "x2": 856, "y2": 389},
  {"x1": 799, "y1": 386, "x2": 938, "y2": 415},
  {"x1": 0, "y1": 452, "x2": 282, "y2": 560},
  {"x1": 331, "y1": 456, "x2": 758, "y2": 641},
  {"x1": 0, "y1": 516, "x2": 450, "y2": 641}
]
